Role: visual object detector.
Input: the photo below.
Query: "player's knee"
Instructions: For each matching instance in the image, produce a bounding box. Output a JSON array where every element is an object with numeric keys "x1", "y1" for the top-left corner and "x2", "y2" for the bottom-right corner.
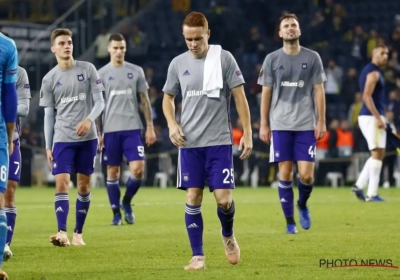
[
  {"x1": 299, "y1": 174, "x2": 313, "y2": 184},
  {"x1": 214, "y1": 189, "x2": 232, "y2": 210},
  {"x1": 107, "y1": 166, "x2": 120, "y2": 180},
  {"x1": 130, "y1": 161, "x2": 145, "y2": 179},
  {"x1": 55, "y1": 175, "x2": 70, "y2": 193},
  {"x1": 186, "y1": 188, "x2": 203, "y2": 205},
  {"x1": 279, "y1": 170, "x2": 293, "y2": 181}
]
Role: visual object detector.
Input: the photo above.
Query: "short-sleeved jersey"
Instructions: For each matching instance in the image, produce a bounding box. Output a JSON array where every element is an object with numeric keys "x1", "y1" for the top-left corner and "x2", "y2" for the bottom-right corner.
[
  {"x1": 13, "y1": 66, "x2": 31, "y2": 140},
  {"x1": 98, "y1": 62, "x2": 149, "y2": 133},
  {"x1": 0, "y1": 33, "x2": 18, "y2": 143},
  {"x1": 39, "y1": 60, "x2": 105, "y2": 143},
  {"x1": 163, "y1": 50, "x2": 244, "y2": 148},
  {"x1": 258, "y1": 47, "x2": 326, "y2": 131},
  {"x1": 359, "y1": 63, "x2": 385, "y2": 116}
]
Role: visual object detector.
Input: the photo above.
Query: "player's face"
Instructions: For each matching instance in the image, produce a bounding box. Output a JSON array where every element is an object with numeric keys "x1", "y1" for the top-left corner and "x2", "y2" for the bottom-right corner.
[
  {"x1": 108, "y1": 40, "x2": 126, "y2": 63},
  {"x1": 51, "y1": 35, "x2": 73, "y2": 60},
  {"x1": 279, "y1": 18, "x2": 301, "y2": 42},
  {"x1": 375, "y1": 47, "x2": 389, "y2": 66},
  {"x1": 183, "y1": 25, "x2": 210, "y2": 58}
]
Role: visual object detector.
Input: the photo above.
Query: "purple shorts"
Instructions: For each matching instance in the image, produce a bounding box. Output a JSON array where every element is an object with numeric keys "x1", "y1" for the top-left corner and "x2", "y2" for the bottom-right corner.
[
  {"x1": 270, "y1": 130, "x2": 316, "y2": 163},
  {"x1": 101, "y1": 130, "x2": 145, "y2": 166},
  {"x1": 52, "y1": 139, "x2": 98, "y2": 175},
  {"x1": 8, "y1": 139, "x2": 21, "y2": 182},
  {"x1": 178, "y1": 145, "x2": 234, "y2": 192}
]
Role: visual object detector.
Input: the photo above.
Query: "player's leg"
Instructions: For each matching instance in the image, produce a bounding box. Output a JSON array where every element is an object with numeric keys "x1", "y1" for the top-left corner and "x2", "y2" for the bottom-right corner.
[
  {"x1": 0, "y1": 144, "x2": 10, "y2": 278},
  {"x1": 355, "y1": 116, "x2": 386, "y2": 201},
  {"x1": 207, "y1": 145, "x2": 240, "y2": 265},
  {"x1": 121, "y1": 130, "x2": 146, "y2": 224},
  {"x1": 72, "y1": 139, "x2": 98, "y2": 245},
  {"x1": 294, "y1": 130, "x2": 316, "y2": 230},
  {"x1": 50, "y1": 143, "x2": 75, "y2": 247},
  {"x1": 179, "y1": 148, "x2": 206, "y2": 270},
  {"x1": 3, "y1": 140, "x2": 21, "y2": 260},
  {"x1": 102, "y1": 132, "x2": 124, "y2": 225},
  {"x1": 271, "y1": 131, "x2": 297, "y2": 234}
]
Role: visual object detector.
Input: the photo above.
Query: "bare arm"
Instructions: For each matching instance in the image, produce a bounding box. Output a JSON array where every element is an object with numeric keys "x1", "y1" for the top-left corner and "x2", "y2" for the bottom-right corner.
[
  {"x1": 162, "y1": 93, "x2": 177, "y2": 127},
  {"x1": 260, "y1": 86, "x2": 272, "y2": 127},
  {"x1": 313, "y1": 83, "x2": 326, "y2": 123},
  {"x1": 139, "y1": 90, "x2": 154, "y2": 127},
  {"x1": 362, "y1": 71, "x2": 381, "y2": 120},
  {"x1": 231, "y1": 85, "x2": 252, "y2": 134}
]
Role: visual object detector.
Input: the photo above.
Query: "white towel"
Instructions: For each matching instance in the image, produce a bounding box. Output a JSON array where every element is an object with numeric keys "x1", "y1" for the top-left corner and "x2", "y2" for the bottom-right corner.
[{"x1": 203, "y1": 44, "x2": 223, "y2": 98}]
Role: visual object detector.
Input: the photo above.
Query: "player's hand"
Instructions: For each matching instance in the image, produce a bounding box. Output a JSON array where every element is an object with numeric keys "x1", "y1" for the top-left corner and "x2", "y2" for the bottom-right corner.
[
  {"x1": 239, "y1": 134, "x2": 253, "y2": 160},
  {"x1": 259, "y1": 124, "x2": 271, "y2": 144},
  {"x1": 145, "y1": 126, "x2": 156, "y2": 146},
  {"x1": 376, "y1": 117, "x2": 386, "y2": 129},
  {"x1": 169, "y1": 124, "x2": 185, "y2": 147},
  {"x1": 98, "y1": 136, "x2": 104, "y2": 152},
  {"x1": 314, "y1": 121, "x2": 326, "y2": 140},
  {"x1": 76, "y1": 119, "x2": 92, "y2": 136},
  {"x1": 46, "y1": 149, "x2": 53, "y2": 170}
]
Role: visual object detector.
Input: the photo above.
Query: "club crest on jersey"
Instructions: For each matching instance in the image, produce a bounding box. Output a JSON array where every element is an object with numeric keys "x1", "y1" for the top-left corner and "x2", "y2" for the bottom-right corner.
[
  {"x1": 77, "y1": 74, "x2": 84, "y2": 81},
  {"x1": 127, "y1": 73, "x2": 133, "y2": 79},
  {"x1": 301, "y1": 63, "x2": 308, "y2": 70}
]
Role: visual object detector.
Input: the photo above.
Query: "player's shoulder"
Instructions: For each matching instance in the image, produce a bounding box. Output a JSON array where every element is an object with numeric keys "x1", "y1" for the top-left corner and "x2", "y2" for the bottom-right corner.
[
  {"x1": 75, "y1": 60, "x2": 96, "y2": 71},
  {"x1": 300, "y1": 46, "x2": 321, "y2": 60},
  {"x1": 123, "y1": 61, "x2": 144, "y2": 73},
  {"x1": 42, "y1": 66, "x2": 58, "y2": 83},
  {"x1": 18, "y1": 66, "x2": 27, "y2": 75},
  {"x1": 97, "y1": 63, "x2": 110, "y2": 75},
  {"x1": 221, "y1": 49, "x2": 237, "y2": 62},
  {"x1": 0, "y1": 33, "x2": 16, "y2": 52},
  {"x1": 263, "y1": 49, "x2": 282, "y2": 63},
  {"x1": 170, "y1": 51, "x2": 189, "y2": 65}
]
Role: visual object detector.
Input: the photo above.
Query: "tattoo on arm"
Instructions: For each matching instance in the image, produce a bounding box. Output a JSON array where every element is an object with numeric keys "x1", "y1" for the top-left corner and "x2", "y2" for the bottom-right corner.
[{"x1": 140, "y1": 90, "x2": 153, "y2": 126}]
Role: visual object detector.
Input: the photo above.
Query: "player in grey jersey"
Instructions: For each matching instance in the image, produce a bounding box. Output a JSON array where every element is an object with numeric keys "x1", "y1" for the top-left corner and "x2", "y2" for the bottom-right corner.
[
  {"x1": 97, "y1": 33, "x2": 156, "y2": 226},
  {"x1": 163, "y1": 12, "x2": 252, "y2": 270},
  {"x1": 39, "y1": 28, "x2": 105, "y2": 247},
  {"x1": 3, "y1": 65, "x2": 31, "y2": 260},
  {"x1": 258, "y1": 13, "x2": 327, "y2": 234}
]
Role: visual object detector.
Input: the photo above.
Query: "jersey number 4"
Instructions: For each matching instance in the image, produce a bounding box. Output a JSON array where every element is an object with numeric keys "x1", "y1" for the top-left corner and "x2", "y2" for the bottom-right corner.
[{"x1": 308, "y1": 146, "x2": 316, "y2": 158}]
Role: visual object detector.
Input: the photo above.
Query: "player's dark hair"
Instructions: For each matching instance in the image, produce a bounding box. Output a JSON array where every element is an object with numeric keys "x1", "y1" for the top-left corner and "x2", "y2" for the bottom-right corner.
[
  {"x1": 183, "y1": 11, "x2": 209, "y2": 30},
  {"x1": 279, "y1": 13, "x2": 299, "y2": 27},
  {"x1": 374, "y1": 43, "x2": 387, "y2": 50},
  {"x1": 50, "y1": 28, "x2": 72, "y2": 45},
  {"x1": 108, "y1": 33, "x2": 125, "y2": 42}
]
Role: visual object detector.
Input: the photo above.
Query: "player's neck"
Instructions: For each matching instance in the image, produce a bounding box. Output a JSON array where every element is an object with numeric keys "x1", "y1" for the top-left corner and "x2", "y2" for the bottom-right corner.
[
  {"x1": 282, "y1": 41, "x2": 301, "y2": 55},
  {"x1": 110, "y1": 60, "x2": 124, "y2": 67},
  {"x1": 371, "y1": 60, "x2": 380, "y2": 68},
  {"x1": 57, "y1": 58, "x2": 75, "y2": 70}
]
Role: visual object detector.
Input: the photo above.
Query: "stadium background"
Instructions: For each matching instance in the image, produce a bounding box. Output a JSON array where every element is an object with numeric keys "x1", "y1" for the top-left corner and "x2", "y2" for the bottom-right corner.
[{"x1": 2, "y1": 0, "x2": 400, "y2": 189}]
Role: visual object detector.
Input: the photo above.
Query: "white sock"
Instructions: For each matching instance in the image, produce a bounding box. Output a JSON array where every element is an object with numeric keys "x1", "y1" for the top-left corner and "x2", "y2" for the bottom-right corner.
[
  {"x1": 367, "y1": 159, "x2": 383, "y2": 198},
  {"x1": 355, "y1": 157, "x2": 371, "y2": 189}
]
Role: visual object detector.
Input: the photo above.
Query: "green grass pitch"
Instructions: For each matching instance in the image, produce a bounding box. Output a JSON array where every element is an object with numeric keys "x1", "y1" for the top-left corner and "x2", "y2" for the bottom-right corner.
[{"x1": 4, "y1": 187, "x2": 400, "y2": 279}]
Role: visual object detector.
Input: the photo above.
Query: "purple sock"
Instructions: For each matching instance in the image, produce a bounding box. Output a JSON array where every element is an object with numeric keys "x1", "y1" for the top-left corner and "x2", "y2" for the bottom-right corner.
[
  {"x1": 217, "y1": 200, "x2": 235, "y2": 237},
  {"x1": 298, "y1": 180, "x2": 313, "y2": 209},
  {"x1": 278, "y1": 180, "x2": 294, "y2": 224},
  {"x1": 123, "y1": 176, "x2": 141, "y2": 205},
  {"x1": 75, "y1": 192, "x2": 91, "y2": 234},
  {"x1": 107, "y1": 179, "x2": 121, "y2": 214},
  {"x1": 55, "y1": 193, "x2": 69, "y2": 231},
  {"x1": 185, "y1": 204, "x2": 204, "y2": 256},
  {"x1": 4, "y1": 207, "x2": 16, "y2": 245}
]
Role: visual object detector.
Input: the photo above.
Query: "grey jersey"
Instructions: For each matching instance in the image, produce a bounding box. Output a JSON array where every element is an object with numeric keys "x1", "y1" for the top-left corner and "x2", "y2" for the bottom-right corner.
[
  {"x1": 258, "y1": 47, "x2": 326, "y2": 131},
  {"x1": 39, "y1": 60, "x2": 105, "y2": 143},
  {"x1": 98, "y1": 62, "x2": 149, "y2": 133},
  {"x1": 13, "y1": 66, "x2": 31, "y2": 140},
  {"x1": 163, "y1": 50, "x2": 244, "y2": 148}
]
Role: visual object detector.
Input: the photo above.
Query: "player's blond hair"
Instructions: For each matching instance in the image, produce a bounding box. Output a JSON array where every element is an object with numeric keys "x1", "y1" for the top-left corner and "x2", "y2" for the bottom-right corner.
[{"x1": 50, "y1": 28, "x2": 72, "y2": 45}]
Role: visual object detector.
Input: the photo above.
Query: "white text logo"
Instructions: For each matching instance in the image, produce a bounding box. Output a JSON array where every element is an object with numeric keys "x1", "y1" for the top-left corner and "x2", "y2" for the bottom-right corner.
[
  {"x1": 280, "y1": 80, "x2": 304, "y2": 88},
  {"x1": 110, "y1": 88, "x2": 133, "y2": 96},
  {"x1": 186, "y1": 90, "x2": 206, "y2": 97}
]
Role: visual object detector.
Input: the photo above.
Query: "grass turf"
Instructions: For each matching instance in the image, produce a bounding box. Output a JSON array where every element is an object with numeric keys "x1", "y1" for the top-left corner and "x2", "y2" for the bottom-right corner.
[{"x1": 4, "y1": 187, "x2": 400, "y2": 279}]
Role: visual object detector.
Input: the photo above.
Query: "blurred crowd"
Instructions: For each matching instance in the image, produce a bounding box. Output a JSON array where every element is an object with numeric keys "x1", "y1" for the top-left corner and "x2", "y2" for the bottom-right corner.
[{"x1": 5, "y1": 0, "x2": 400, "y2": 186}]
